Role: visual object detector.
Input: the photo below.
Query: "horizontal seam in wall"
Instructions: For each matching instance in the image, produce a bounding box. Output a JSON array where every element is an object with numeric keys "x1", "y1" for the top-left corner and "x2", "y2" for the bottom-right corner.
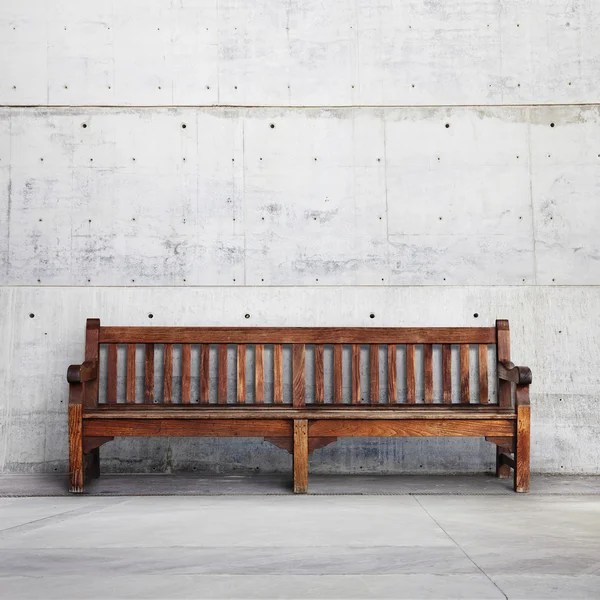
[{"x1": 1, "y1": 103, "x2": 599, "y2": 110}]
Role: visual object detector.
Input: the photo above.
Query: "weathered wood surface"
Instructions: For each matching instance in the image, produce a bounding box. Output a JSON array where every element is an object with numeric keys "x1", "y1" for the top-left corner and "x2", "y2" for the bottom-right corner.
[
  {"x1": 84, "y1": 419, "x2": 293, "y2": 437},
  {"x1": 100, "y1": 327, "x2": 496, "y2": 345},
  {"x1": 83, "y1": 407, "x2": 517, "y2": 420},
  {"x1": 293, "y1": 420, "x2": 308, "y2": 493},
  {"x1": 309, "y1": 419, "x2": 514, "y2": 437}
]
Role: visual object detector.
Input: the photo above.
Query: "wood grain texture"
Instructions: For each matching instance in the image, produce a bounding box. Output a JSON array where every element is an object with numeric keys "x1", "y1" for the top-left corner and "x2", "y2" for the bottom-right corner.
[
  {"x1": 181, "y1": 343, "x2": 191, "y2": 404},
  {"x1": 352, "y1": 344, "x2": 361, "y2": 404},
  {"x1": 497, "y1": 319, "x2": 512, "y2": 408},
  {"x1": 218, "y1": 344, "x2": 228, "y2": 405},
  {"x1": 406, "y1": 344, "x2": 416, "y2": 404},
  {"x1": 68, "y1": 400, "x2": 84, "y2": 492},
  {"x1": 478, "y1": 344, "x2": 488, "y2": 404},
  {"x1": 200, "y1": 345, "x2": 209, "y2": 404},
  {"x1": 237, "y1": 344, "x2": 246, "y2": 404},
  {"x1": 84, "y1": 319, "x2": 100, "y2": 408},
  {"x1": 498, "y1": 360, "x2": 533, "y2": 385},
  {"x1": 333, "y1": 344, "x2": 343, "y2": 404},
  {"x1": 485, "y1": 436, "x2": 515, "y2": 452},
  {"x1": 126, "y1": 344, "x2": 136, "y2": 404},
  {"x1": 442, "y1": 344, "x2": 451, "y2": 404},
  {"x1": 370, "y1": 345, "x2": 379, "y2": 404},
  {"x1": 83, "y1": 436, "x2": 114, "y2": 453},
  {"x1": 515, "y1": 384, "x2": 531, "y2": 492},
  {"x1": 293, "y1": 419, "x2": 308, "y2": 493},
  {"x1": 273, "y1": 344, "x2": 283, "y2": 404},
  {"x1": 163, "y1": 344, "x2": 173, "y2": 404},
  {"x1": 424, "y1": 344, "x2": 433, "y2": 404},
  {"x1": 107, "y1": 344, "x2": 118, "y2": 404},
  {"x1": 144, "y1": 344, "x2": 154, "y2": 404},
  {"x1": 100, "y1": 326, "x2": 496, "y2": 345},
  {"x1": 309, "y1": 419, "x2": 514, "y2": 437},
  {"x1": 460, "y1": 344, "x2": 470, "y2": 404},
  {"x1": 84, "y1": 406, "x2": 517, "y2": 420},
  {"x1": 315, "y1": 344, "x2": 324, "y2": 404},
  {"x1": 293, "y1": 344, "x2": 306, "y2": 407},
  {"x1": 84, "y1": 419, "x2": 292, "y2": 437},
  {"x1": 387, "y1": 344, "x2": 397, "y2": 404},
  {"x1": 255, "y1": 344, "x2": 264, "y2": 404}
]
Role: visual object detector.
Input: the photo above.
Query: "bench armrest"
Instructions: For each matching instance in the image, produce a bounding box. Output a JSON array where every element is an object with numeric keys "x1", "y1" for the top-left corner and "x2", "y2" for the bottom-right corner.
[
  {"x1": 497, "y1": 361, "x2": 532, "y2": 386},
  {"x1": 67, "y1": 360, "x2": 98, "y2": 384}
]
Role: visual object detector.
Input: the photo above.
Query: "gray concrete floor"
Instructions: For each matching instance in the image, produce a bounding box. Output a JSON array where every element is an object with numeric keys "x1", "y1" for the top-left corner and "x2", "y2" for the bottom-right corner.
[{"x1": 0, "y1": 475, "x2": 599, "y2": 599}]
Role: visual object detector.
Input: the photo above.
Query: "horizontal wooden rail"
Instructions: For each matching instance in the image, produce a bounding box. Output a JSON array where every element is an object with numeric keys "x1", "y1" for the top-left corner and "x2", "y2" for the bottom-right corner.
[
  {"x1": 84, "y1": 419, "x2": 292, "y2": 437},
  {"x1": 83, "y1": 406, "x2": 517, "y2": 420},
  {"x1": 309, "y1": 419, "x2": 515, "y2": 437},
  {"x1": 99, "y1": 326, "x2": 496, "y2": 345}
]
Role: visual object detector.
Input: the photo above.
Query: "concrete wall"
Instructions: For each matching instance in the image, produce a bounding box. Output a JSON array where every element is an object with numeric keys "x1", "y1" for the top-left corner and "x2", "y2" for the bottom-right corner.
[{"x1": 1, "y1": 1, "x2": 599, "y2": 475}]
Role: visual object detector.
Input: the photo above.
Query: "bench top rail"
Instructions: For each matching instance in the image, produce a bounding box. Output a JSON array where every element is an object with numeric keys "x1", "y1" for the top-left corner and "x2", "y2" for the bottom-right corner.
[{"x1": 99, "y1": 326, "x2": 496, "y2": 345}]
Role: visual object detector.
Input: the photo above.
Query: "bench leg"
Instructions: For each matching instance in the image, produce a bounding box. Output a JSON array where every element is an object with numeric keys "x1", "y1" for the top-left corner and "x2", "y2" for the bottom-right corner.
[
  {"x1": 496, "y1": 446, "x2": 511, "y2": 479},
  {"x1": 68, "y1": 402, "x2": 84, "y2": 493},
  {"x1": 515, "y1": 394, "x2": 531, "y2": 493},
  {"x1": 87, "y1": 448, "x2": 101, "y2": 481},
  {"x1": 293, "y1": 419, "x2": 308, "y2": 494}
]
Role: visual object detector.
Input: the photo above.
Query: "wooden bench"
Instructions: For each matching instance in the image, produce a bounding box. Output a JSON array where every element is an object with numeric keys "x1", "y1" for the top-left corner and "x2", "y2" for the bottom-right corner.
[{"x1": 67, "y1": 319, "x2": 532, "y2": 493}]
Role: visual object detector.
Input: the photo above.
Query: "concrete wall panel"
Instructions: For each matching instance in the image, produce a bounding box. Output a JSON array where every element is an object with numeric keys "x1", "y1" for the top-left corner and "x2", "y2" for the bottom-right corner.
[
  {"x1": 2, "y1": 1, "x2": 599, "y2": 106},
  {"x1": 2, "y1": 106, "x2": 599, "y2": 287}
]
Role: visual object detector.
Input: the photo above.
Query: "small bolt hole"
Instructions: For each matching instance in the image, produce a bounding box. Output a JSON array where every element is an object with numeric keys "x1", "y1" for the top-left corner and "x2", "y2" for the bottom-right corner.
[
  {"x1": 181, "y1": 123, "x2": 186, "y2": 129},
  {"x1": 29, "y1": 313, "x2": 35, "y2": 318},
  {"x1": 473, "y1": 313, "x2": 479, "y2": 318},
  {"x1": 270, "y1": 123, "x2": 275, "y2": 129},
  {"x1": 82, "y1": 123, "x2": 87, "y2": 128},
  {"x1": 550, "y1": 123, "x2": 555, "y2": 128},
  {"x1": 148, "y1": 313, "x2": 154, "y2": 319},
  {"x1": 445, "y1": 123, "x2": 450, "y2": 128},
  {"x1": 245, "y1": 313, "x2": 250, "y2": 319},
  {"x1": 370, "y1": 313, "x2": 375, "y2": 319}
]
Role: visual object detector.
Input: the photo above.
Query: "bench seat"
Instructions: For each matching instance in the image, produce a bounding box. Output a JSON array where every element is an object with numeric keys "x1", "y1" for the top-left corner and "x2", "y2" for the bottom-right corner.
[{"x1": 68, "y1": 319, "x2": 531, "y2": 493}]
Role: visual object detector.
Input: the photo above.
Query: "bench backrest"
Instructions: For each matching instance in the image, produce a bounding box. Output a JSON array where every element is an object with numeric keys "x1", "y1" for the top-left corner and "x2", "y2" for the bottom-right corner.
[{"x1": 82, "y1": 319, "x2": 512, "y2": 408}]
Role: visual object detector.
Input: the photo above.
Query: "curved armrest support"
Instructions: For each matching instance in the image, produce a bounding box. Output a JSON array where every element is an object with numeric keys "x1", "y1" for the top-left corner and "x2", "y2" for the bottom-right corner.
[
  {"x1": 498, "y1": 361, "x2": 532, "y2": 386},
  {"x1": 67, "y1": 360, "x2": 98, "y2": 384}
]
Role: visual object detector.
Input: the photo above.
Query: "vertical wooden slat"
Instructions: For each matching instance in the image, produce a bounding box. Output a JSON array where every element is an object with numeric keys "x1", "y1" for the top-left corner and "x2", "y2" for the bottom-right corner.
[
  {"x1": 144, "y1": 343, "x2": 154, "y2": 403},
  {"x1": 126, "y1": 344, "x2": 136, "y2": 403},
  {"x1": 479, "y1": 344, "x2": 489, "y2": 404},
  {"x1": 292, "y1": 344, "x2": 306, "y2": 407},
  {"x1": 237, "y1": 344, "x2": 246, "y2": 404},
  {"x1": 107, "y1": 344, "x2": 118, "y2": 404},
  {"x1": 351, "y1": 344, "x2": 361, "y2": 404},
  {"x1": 255, "y1": 344, "x2": 264, "y2": 404},
  {"x1": 333, "y1": 344, "x2": 343, "y2": 404},
  {"x1": 406, "y1": 344, "x2": 416, "y2": 403},
  {"x1": 370, "y1": 345, "x2": 379, "y2": 404},
  {"x1": 163, "y1": 343, "x2": 173, "y2": 404},
  {"x1": 442, "y1": 344, "x2": 452, "y2": 404},
  {"x1": 387, "y1": 344, "x2": 397, "y2": 404},
  {"x1": 181, "y1": 343, "x2": 191, "y2": 404},
  {"x1": 460, "y1": 344, "x2": 470, "y2": 404},
  {"x1": 497, "y1": 319, "x2": 511, "y2": 408},
  {"x1": 200, "y1": 344, "x2": 209, "y2": 404},
  {"x1": 424, "y1": 344, "x2": 433, "y2": 404},
  {"x1": 273, "y1": 344, "x2": 283, "y2": 404},
  {"x1": 315, "y1": 344, "x2": 324, "y2": 404},
  {"x1": 218, "y1": 344, "x2": 228, "y2": 404}
]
